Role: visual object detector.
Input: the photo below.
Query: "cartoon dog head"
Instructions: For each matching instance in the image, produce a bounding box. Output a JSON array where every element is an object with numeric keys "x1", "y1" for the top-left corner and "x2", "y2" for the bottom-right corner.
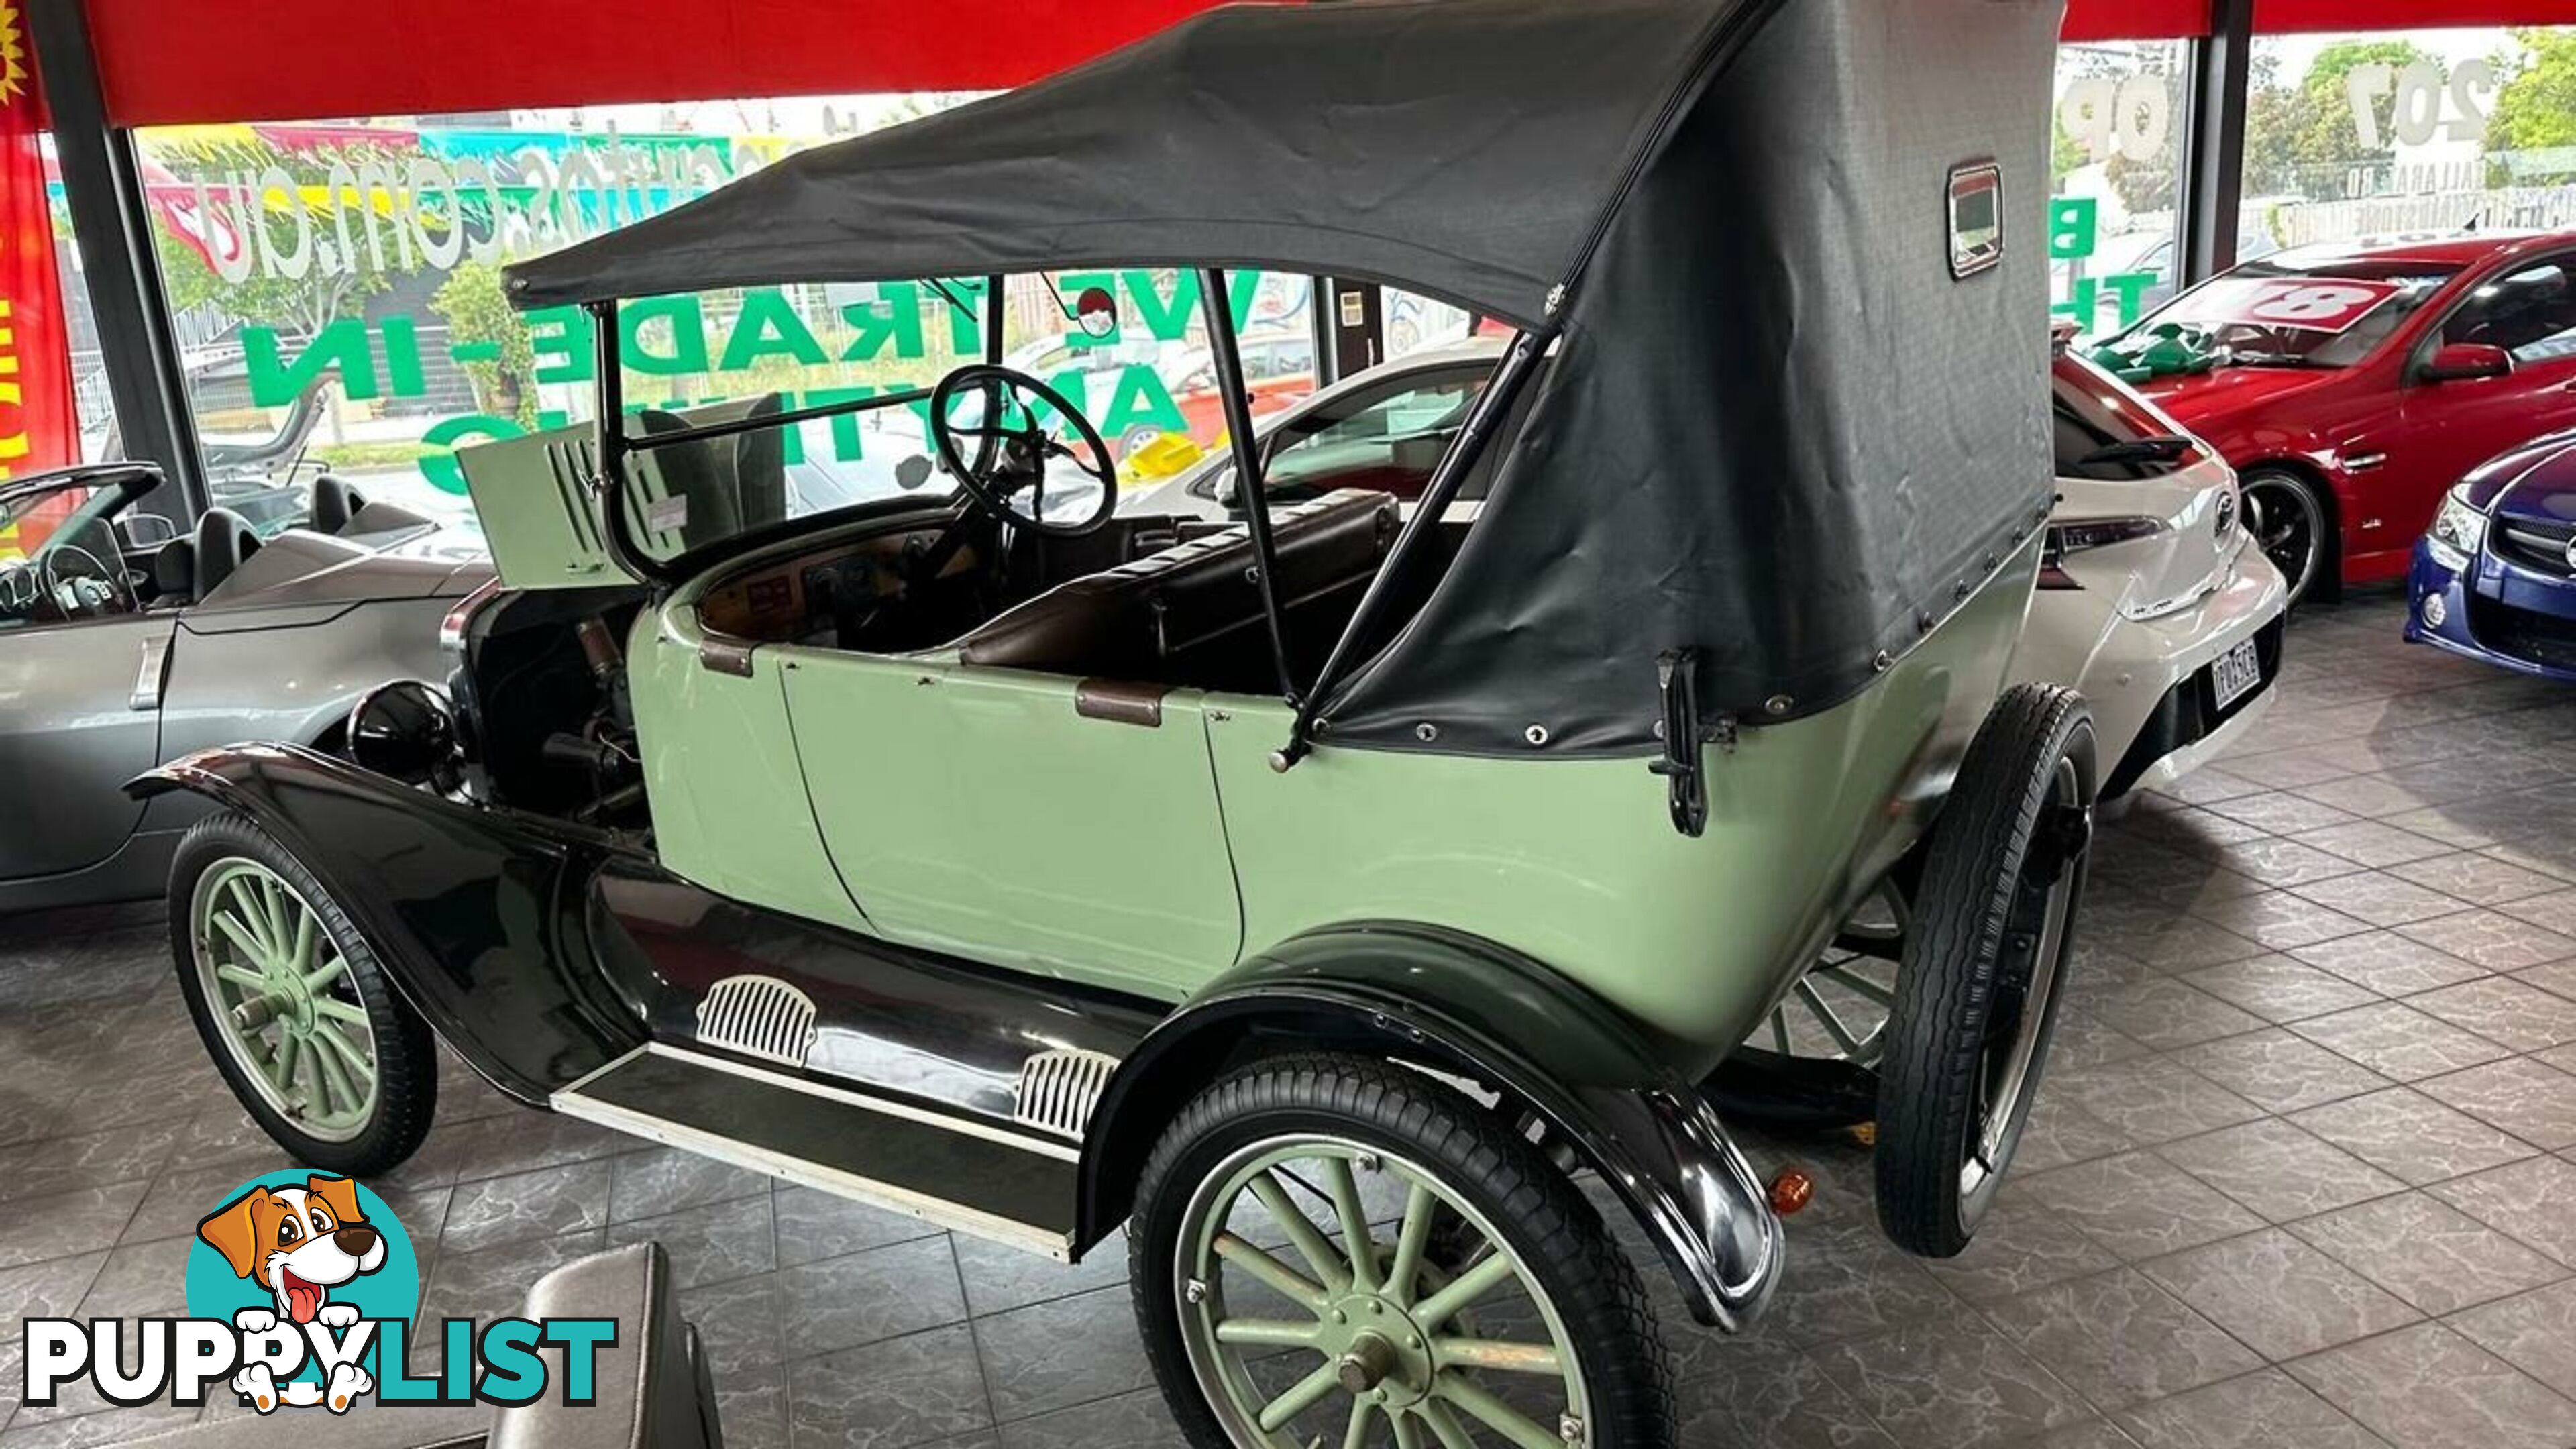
[{"x1": 197, "y1": 1177, "x2": 386, "y2": 1325}]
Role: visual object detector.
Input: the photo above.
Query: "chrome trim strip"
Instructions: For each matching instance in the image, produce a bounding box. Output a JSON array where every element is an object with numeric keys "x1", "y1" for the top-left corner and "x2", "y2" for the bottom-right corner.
[
  {"x1": 552, "y1": 1085, "x2": 1072, "y2": 1261},
  {"x1": 645, "y1": 1043, "x2": 1081, "y2": 1162}
]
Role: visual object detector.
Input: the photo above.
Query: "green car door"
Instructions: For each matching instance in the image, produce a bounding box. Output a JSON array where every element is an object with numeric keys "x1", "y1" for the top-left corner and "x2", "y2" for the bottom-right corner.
[{"x1": 773, "y1": 647, "x2": 1244, "y2": 1001}]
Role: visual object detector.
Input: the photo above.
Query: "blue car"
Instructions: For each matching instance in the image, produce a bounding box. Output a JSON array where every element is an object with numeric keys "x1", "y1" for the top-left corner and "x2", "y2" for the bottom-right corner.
[{"x1": 2408, "y1": 429, "x2": 2576, "y2": 680}]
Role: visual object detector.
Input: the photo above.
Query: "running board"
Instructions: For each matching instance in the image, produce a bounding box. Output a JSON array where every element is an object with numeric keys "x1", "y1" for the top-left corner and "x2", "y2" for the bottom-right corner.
[{"x1": 553, "y1": 1044, "x2": 1079, "y2": 1260}]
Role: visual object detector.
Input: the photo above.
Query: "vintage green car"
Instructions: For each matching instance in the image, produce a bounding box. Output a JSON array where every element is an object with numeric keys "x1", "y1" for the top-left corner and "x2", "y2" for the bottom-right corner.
[{"x1": 136, "y1": 0, "x2": 2088, "y2": 1443}]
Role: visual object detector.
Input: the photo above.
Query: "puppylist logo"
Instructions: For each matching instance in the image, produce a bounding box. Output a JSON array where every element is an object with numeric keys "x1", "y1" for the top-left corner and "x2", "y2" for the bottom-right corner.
[{"x1": 20, "y1": 1171, "x2": 617, "y2": 1416}]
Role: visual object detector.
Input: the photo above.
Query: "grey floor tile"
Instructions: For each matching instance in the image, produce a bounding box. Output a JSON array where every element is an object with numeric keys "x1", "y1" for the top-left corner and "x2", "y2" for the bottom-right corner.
[
  {"x1": 2425, "y1": 1156, "x2": 2576, "y2": 1267},
  {"x1": 1668, "y1": 1330, "x2": 1900, "y2": 1448},
  {"x1": 2154, "y1": 1118, "x2": 2406, "y2": 1222},
  {"x1": 2292, "y1": 1087, "x2": 2540, "y2": 1186},
  {"x1": 2290, "y1": 932, "x2": 2490, "y2": 996},
  {"x1": 2408, "y1": 977, "x2": 2576, "y2": 1054},
  {"x1": 2287, "y1": 1193, "x2": 2568, "y2": 1315},
  {"x1": 2084, "y1": 981, "x2": 2267, "y2": 1051},
  {"x1": 2116, "y1": 1368, "x2": 2385, "y2": 1449},
  {"x1": 2290, "y1": 820, "x2": 2457, "y2": 870},
  {"x1": 2178, "y1": 957, "x2": 2379, "y2": 1024},
  {"x1": 416, "y1": 1227, "x2": 606, "y2": 1341},
  {"x1": 712, "y1": 1358, "x2": 788, "y2": 1449},
  {"x1": 1812, "y1": 1311, "x2": 2092, "y2": 1448},
  {"x1": 2008, "y1": 1095, "x2": 2145, "y2": 1175},
  {"x1": 438, "y1": 1157, "x2": 614, "y2": 1254},
  {"x1": 992, "y1": 1385, "x2": 1186, "y2": 1449},
  {"x1": 607, "y1": 1192, "x2": 775, "y2": 1289},
  {"x1": 2393, "y1": 853, "x2": 2569, "y2": 907},
  {"x1": 950, "y1": 1232, "x2": 1127, "y2": 1319},
  {"x1": 1762, "y1": 1218, "x2": 1966, "y2": 1348},
  {"x1": 2018, "y1": 1153, "x2": 2265, "y2": 1262},
  {"x1": 2044, "y1": 1058, "x2": 2266, "y2": 1148},
  {"x1": 2141, "y1": 1229, "x2": 2420, "y2": 1360},
  {"x1": 778, "y1": 1235, "x2": 966, "y2": 1358},
  {"x1": 2416, "y1": 1057, "x2": 2576, "y2": 1151},
  {"x1": 2516, "y1": 959, "x2": 2576, "y2": 1004},
  {"x1": 2286, "y1": 1003, "x2": 2514, "y2": 1082},
  {"x1": 774, "y1": 1187, "x2": 945, "y2": 1268},
  {"x1": 1921, "y1": 1202, "x2": 2121, "y2": 1303},
  {"x1": 2282, "y1": 872, "x2": 2465, "y2": 930},
  {"x1": 610, "y1": 1146, "x2": 773, "y2": 1222},
  {"x1": 2498, "y1": 888, "x2": 2576, "y2": 934},
  {"x1": 2396, "y1": 911, "x2": 2576, "y2": 973},
  {"x1": 0, "y1": 1183, "x2": 144, "y2": 1270},
  {"x1": 1985, "y1": 1267, "x2": 2262, "y2": 1411},
  {"x1": 0, "y1": 1120, "x2": 191, "y2": 1205},
  {"x1": 70, "y1": 1236, "x2": 189, "y2": 1320},
  {"x1": 788, "y1": 1324, "x2": 991, "y2": 1449},
  {"x1": 677, "y1": 1271, "x2": 782, "y2": 1380},
  {"x1": 2286, "y1": 1323, "x2": 2576, "y2": 1449},
  {"x1": 2167, "y1": 1030, "x2": 2394, "y2": 1114},
  {"x1": 972, "y1": 1283, "x2": 1157, "y2": 1421},
  {"x1": 2447, "y1": 1278, "x2": 2576, "y2": 1401}
]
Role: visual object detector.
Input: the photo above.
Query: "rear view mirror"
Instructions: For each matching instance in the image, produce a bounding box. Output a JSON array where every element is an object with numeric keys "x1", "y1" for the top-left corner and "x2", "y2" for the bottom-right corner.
[
  {"x1": 116, "y1": 514, "x2": 180, "y2": 548},
  {"x1": 347, "y1": 680, "x2": 461, "y2": 792},
  {"x1": 2421, "y1": 342, "x2": 2512, "y2": 383}
]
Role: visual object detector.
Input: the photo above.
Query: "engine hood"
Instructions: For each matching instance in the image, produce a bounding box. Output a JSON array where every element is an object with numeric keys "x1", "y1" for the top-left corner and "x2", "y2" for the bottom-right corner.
[
  {"x1": 2133, "y1": 366, "x2": 2342, "y2": 433},
  {"x1": 195, "y1": 523, "x2": 496, "y2": 615},
  {"x1": 2463, "y1": 430, "x2": 2576, "y2": 523}
]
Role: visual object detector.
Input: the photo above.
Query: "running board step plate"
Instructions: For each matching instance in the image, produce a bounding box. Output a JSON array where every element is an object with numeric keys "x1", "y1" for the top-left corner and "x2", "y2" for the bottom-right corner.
[{"x1": 555, "y1": 1044, "x2": 1077, "y2": 1259}]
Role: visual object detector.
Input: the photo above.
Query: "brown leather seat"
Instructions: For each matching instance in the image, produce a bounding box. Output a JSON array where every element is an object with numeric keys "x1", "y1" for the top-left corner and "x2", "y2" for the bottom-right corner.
[{"x1": 958, "y1": 489, "x2": 1397, "y2": 682}]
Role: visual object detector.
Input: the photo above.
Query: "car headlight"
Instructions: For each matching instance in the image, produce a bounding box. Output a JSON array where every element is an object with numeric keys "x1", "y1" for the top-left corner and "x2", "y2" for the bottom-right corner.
[
  {"x1": 2426, "y1": 485, "x2": 2487, "y2": 570},
  {"x1": 2039, "y1": 517, "x2": 2165, "y2": 590}
]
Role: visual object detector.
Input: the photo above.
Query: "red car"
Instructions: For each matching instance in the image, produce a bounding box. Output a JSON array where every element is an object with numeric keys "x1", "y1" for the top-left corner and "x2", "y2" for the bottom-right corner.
[{"x1": 2094, "y1": 232, "x2": 2576, "y2": 603}]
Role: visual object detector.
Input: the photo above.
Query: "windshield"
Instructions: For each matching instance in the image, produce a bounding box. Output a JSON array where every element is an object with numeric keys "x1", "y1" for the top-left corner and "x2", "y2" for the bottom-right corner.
[{"x1": 2102, "y1": 256, "x2": 2461, "y2": 370}]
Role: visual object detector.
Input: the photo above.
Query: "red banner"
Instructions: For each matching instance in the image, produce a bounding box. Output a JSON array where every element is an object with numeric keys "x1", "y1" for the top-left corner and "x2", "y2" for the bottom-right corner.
[{"x1": 1, "y1": 9, "x2": 80, "y2": 482}]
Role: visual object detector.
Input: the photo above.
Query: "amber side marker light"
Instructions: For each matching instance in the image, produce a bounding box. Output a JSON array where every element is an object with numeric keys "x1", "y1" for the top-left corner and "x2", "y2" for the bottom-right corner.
[{"x1": 1768, "y1": 1167, "x2": 1816, "y2": 1217}]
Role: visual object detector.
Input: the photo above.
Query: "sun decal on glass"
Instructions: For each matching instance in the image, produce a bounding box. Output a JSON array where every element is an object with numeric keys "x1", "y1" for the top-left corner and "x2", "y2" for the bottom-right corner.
[{"x1": 0, "y1": 5, "x2": 27, "y2": 107}]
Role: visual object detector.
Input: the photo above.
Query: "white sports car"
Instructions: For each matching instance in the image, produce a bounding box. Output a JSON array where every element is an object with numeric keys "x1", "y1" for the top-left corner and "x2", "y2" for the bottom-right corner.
[{"x1": 1123, "y1": 339, "x2": 2286, "y2": 801}]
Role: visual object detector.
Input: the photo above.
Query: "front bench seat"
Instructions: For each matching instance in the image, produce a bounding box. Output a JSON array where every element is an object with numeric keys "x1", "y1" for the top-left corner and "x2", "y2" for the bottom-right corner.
[{"x1": 958, "y1": 488, "x2": 1397, "y2": 683}]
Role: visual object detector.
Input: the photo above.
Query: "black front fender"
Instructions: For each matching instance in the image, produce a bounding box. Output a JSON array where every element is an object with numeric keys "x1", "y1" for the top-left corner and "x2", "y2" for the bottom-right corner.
[
  {"x1": 1077, "y1": 922, "x2": 1784, "y2": 1331},
  {"x1": 130, "y1": 744, "x2": 648, "y2": 1104}
]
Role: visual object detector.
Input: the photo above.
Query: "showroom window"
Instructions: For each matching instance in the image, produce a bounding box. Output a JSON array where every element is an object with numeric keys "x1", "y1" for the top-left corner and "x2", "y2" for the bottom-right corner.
[
  {"x1": 129, "y1": 103, "x2": 1316, "y2": 541},
  {"x1": 2237, "y1": 26, "x2": 2576, "y2": 252},
  {"x1": 2051, "y1": 38, "x2": 2192, "y2": 337}
]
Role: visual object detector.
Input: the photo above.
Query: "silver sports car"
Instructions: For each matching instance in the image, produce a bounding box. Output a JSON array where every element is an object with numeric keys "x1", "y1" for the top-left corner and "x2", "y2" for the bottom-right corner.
[{"x1": 0, "y1": 462, "x2": 488, "y2": 912}]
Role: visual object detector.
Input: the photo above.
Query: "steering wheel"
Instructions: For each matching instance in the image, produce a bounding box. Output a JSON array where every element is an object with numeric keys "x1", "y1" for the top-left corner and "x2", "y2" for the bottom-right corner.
[
  {"x1": 928, "y1": 365, "x2": 1118, "y2": 537},
  {"x1": 40, "y1": 543, "x2": 122, "y2": 620}
]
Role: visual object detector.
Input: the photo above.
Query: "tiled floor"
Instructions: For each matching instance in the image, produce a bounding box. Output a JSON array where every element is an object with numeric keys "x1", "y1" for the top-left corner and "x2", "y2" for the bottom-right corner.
[{"x1": 4, "y1": 589, "x2": 2575, "y2": 1448}]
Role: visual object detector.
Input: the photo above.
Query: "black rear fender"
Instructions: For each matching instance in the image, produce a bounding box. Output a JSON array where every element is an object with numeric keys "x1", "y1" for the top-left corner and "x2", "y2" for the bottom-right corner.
[{"x1": 1077, "y1": 922, "x2": 1784, "y2": 1330}]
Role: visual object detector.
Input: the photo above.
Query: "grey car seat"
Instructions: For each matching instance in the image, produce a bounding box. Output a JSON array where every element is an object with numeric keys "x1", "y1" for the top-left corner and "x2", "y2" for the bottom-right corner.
[
  {"x1": 733, "y1": 393, "x2": 789, "y2": 531},
  {"x1": 311, "y1": 474, "x2": 368, "y2": 534},
  {"x1": 633, "y1": 410, "x2": 740, "y2": 555},
  {"x1": 191, "y1": 507, "x2": 261, "y2": 600}
]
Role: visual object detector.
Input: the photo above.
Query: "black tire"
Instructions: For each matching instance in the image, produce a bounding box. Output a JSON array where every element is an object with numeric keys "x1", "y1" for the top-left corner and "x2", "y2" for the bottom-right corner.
[
  {"x1": 168, "y1": 810, "x2": 436, "y2": 1177},
  {"x1": 2239, "y1": 467, "x2": 2330, "y2": 607},
  {"x1": 1875, "y1": 685, "x2": 2094, "y2": 1258},
  {"x1": 1132, "y1": 1053, "x2": 1674, "y2": 1449}
]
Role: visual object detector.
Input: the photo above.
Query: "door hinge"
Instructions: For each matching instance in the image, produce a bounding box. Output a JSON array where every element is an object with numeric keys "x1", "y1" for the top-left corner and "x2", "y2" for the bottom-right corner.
[{"x1": 1648, "y1": 648, "x2": 1730, "y2": 837}]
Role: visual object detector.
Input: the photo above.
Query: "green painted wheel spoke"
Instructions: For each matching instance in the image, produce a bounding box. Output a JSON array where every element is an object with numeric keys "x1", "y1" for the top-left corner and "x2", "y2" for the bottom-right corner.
[
  {"x1": 1250, "y1": 1171, "x2": 1351, "y2": 1293},
  {"x1": 1255, "y1": 1362, "x2": 1343, "y2": 1432},
  {"x1": 1412, "y1": 1399, "x2": 1479, "y2": 1449},
  {"x1": 315, "y1": 1022, "x2": 376, "y2": 1085},
  {"x1": 1436, "y1": 1373, "x2": 1564, "y2": 1449},
  {"x1": 215, "y1": 964, "x2": 268, "y2": 994},
  {"x1": 213, "y1": 912, "x2": 270, "y2": 967},
  {"x1": 290, "y1": 910, "x2": 319, "y2": 973},
  {"x1": 223, "y1": 879, "x2": 275, "y2": 956},
  {"x1": 311, "y1": 1032, "x2": 359, "y2": 1114},
  {"x1": 1342, "y1": 1398, "x2": 1375, "y2": 1449},
  {"x1": 1211, "y1": 1318, "x2": 1325, "y2": 1350},
  {"x1": 313, "y1": 997, "x2": 371, "y2": 1026},
  {"x1": 301, "y1": 955, "x2": 348, "y2": 994},
  {"x1": 1432, "y1": 1336, "x2": 1562, "y2": 1376},
  {"x1": 1214, "y1": 1232, "x2": 1328, "y2": 1309},
  {"x1": 1413, "y1": 1252, "x2": 1517, "y2": 1331},
  {"x1": 270, "y1": 1033, "x2": 301, "y2": 1093},
  {"x1": 1390, "y1": 1411, "x2": 1426, "y2": 1449},
  {"x1": 260, "y1": 878, "x2": 297, "y2": 959},
  {"x1": 1387, "y1": 1182, "x2": 1437, "y2": 1309},
  {"x1": 1322, "y1": 1157, "x2": 1377, "y2": 1293}
]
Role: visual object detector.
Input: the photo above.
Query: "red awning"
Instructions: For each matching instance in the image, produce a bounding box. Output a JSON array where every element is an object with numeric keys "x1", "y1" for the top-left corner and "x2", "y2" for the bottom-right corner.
[{"x1": 76, "y1": 0, "x2": 2576, "y2": 128}]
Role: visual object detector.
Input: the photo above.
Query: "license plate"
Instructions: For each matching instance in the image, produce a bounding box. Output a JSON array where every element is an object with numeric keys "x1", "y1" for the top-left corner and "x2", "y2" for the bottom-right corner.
[{"x1": 2209, "y1": 637, "x2": 2263, "y2": 711}]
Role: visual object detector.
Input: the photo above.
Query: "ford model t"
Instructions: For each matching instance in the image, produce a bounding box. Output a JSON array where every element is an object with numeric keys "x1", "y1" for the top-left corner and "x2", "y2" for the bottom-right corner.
[{"x1": 139, "y1": 0, "x2": 2088, "y2": 1442}]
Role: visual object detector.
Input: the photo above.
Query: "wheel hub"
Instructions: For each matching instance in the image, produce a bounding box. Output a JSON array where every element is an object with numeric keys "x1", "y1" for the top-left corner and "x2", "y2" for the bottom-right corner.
[{"x1": 1319, "y1": 1295, "x2": 1432, "y2": 1407}]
